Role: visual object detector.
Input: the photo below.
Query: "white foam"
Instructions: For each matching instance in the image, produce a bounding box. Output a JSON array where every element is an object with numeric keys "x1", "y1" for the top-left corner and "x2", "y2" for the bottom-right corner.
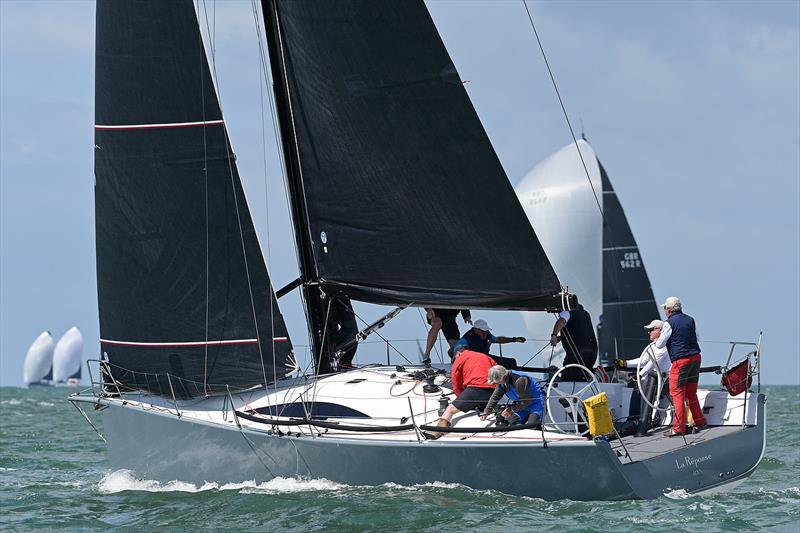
[
  {"x1": 240, "y1": 477, "x2": 346, "y2": 494},
  {"x1": 98, "y1": 470, "x2": 346, "y2": 494},
  {"x1": 664, "y1": 488, "x2": 692, "y2": 499},
  {"x1": 0, "y1": 399, "x2": 23, "y2": 405},
  {"x1": 99, "y1": 470, "x2": 207, "y2": 493}
]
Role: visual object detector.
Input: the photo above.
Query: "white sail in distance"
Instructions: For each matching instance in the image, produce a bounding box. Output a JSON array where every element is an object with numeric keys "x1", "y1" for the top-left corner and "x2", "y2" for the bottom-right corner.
[
  {"x1": 23, "y1": 331, "x2": 55, "y2": 385},
  {"x1": 53, "y1": 326, "x2": 83, "y2": 383}
]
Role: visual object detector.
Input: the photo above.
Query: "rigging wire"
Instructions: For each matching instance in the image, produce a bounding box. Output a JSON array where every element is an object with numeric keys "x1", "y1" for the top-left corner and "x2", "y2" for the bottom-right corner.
[
  {"x1": 198, "y1": 0, "x2": 270, "y2": 389},
  {"x1": 522, "y1": 0, "x2": 630, "y2": 358},
  {"x1": 249, "y1": 0, "x2": 281, "y2": 398},
  {"x1": 251, "y1": 0, "x2": 322, "y2": 376},
  {"x1": 351, "y1": 306, "x2": 414, "y2": 366},
  {"x1": 198, "y1": 0, "x2": 211, "y2": 397}
]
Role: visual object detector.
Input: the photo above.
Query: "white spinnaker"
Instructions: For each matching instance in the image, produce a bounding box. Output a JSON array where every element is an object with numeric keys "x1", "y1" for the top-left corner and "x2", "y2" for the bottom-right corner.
[
  {"x1": 23, "y1": 331, "x2": 55, "y2": 384},
  {"x1": 53, "y1": 326, "x2": 83, "y2": 382},
  {"x1": 516, "y1": 140, "x2": 603, "y2": 364}
]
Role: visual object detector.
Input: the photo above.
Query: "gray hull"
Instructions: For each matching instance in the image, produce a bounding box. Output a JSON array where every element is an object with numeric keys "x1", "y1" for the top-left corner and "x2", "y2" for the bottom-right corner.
[{"x1": 96, "y1": 394, "x2": 765, "y2": 501}]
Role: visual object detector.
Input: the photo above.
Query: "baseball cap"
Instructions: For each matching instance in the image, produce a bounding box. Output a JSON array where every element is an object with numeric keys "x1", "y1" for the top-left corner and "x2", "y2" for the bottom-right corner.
[
  {"x1": 644, "y1": 319, "x2": 663, "y2": 330},
  {"x1": 662, "y1": 296, "x2": 681, "y2": 309},
  {"x1": 473, "y1": 319, "x2": 491, "y2": 331}
]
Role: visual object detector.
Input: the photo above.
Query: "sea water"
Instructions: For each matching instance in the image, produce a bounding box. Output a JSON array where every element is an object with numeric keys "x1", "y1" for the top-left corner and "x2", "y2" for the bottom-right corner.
[{"x1": 1, "y1": 385, "x2": 797, "y2": 532}]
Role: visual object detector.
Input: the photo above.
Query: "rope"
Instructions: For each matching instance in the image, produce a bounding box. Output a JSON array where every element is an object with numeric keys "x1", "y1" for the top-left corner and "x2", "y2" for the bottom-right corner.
[
  {"x1": 519, "y1": 342, "x2": 550, "y2": 368},
  {"x1": 522, "y1": 0, "x2": 628, "y2": 352}
]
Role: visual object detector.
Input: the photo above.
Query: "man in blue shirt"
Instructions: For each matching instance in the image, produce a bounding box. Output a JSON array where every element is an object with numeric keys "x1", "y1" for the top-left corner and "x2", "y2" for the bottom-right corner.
[
  {"x1": 453, "y1": 319, "x2": 525, "y2": 356},
  {"x1": 655, "y1": 296, "x2": 707, "y2": 436}
]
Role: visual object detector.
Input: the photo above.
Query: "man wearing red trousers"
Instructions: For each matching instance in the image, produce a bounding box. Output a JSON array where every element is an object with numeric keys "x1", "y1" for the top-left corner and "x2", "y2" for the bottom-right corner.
[{"x1": 655, "y1": 296, "x2": 707, "y2": 436}]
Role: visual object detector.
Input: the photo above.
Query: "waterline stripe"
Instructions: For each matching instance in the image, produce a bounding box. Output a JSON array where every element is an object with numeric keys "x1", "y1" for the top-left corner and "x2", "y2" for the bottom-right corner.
[{"x1": 95, "y1": 119, "x2": 224, "y2": 131}]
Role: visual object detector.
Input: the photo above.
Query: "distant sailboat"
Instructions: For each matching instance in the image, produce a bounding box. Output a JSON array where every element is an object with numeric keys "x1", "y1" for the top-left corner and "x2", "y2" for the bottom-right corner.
[
  {"x1": 516, "y1": 139, "x2": 659, "y2": 363},
  {"x1": 23, "y1": 331, "x2": 55, "y2": 386},
  {"x1": 53, "y1": 327, "x2": 83, "y2": 385}
]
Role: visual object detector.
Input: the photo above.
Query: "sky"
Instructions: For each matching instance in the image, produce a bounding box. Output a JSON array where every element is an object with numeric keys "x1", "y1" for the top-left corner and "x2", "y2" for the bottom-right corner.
[{"x1": 1, "y1": 0, "x2": 798, "y2": 386}]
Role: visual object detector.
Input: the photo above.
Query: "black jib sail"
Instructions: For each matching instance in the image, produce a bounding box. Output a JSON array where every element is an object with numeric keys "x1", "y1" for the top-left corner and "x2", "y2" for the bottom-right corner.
[
  {"x1": 598, "y1": 161, "x2": 659, "y2": 361},
  {"x1": 94, "y1": 0, "x2": 292, "y2": 396},
  {"x1": 261, "y1": 0, "x2": 567, "y2": 371}
]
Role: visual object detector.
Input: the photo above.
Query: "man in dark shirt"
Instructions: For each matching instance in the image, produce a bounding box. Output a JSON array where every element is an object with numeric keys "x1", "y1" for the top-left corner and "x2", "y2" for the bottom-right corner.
[
  {"x1": 422, "y1": 308, "x2": 472, "y2": 363},
  {"x1": 550, "y1": 304, "x2": 598, "y2": 381},
  {"x1": 655, "y1": 296, "x2": 707, "y2": 436},
  {"x1": 453, "y1": 319, "x2": 525, "y2": 356}
]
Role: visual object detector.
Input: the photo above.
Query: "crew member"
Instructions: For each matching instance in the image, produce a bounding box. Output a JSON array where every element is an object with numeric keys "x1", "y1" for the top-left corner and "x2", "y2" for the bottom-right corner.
[
  {"x1": 422, "y1": 308, "x2": 471, "y2": 364},
  {"x1": 550, "y1": 304, "x2": 598, "y2": 381},
  {"x1": 616, "y1": 319, "x2": 671, "y2": 436},
  {"x1": 453, "y1": 319, "x2": 525, "y2": 356},
  {"x1": 480, "y1": 365, "x2": 544, "y2": 427},
  {"x1": 426, "y1": 348, "x2": 495, "y2": 439},
  {"x1": 655, "y1": 297, "x2": 707, "y2": 436}
]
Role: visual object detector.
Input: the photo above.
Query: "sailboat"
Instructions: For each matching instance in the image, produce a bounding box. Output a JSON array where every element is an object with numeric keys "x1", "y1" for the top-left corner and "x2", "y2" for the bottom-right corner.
[
  {"x1": 70, "y1": 0, "x2": 765, "y2": 500},
  {"x1": 516, "y1": 139, "x2": 660, "y2": 365},
  {"x1": 23, "y1": 331, "x2": 54, "y2": 387},
  {"x1": 53, "y1": 326, "x2": 83, "y2": 385}
]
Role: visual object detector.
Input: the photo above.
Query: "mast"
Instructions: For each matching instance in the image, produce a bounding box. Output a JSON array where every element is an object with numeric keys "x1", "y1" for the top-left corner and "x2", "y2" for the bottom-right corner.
[{"x1": 260, "y1": 0, "x2": 332, "y2": 373}]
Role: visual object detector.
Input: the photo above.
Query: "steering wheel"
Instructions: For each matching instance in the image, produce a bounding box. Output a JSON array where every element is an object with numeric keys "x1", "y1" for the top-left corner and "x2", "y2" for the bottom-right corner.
[
  {"x1": 545, "y1": 364, "x2": 599, "y2": 435},
  {"x1": 635, "y1": 347, "x2": 672, "y2": 414}
]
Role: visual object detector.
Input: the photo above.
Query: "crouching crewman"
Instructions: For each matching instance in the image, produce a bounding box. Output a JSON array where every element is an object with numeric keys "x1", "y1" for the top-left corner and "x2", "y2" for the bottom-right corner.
[{"x1": 480, "y1": 365, "x2": 544, "y2": 427}]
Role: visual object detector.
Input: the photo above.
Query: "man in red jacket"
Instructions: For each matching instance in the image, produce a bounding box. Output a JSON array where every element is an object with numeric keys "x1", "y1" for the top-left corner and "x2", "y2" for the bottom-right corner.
[{"x1": 427, "y1": 349, "x2": 496, "y2": 439}]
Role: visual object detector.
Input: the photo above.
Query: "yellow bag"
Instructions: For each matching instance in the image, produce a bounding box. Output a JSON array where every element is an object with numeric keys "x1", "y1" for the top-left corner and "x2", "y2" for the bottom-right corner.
[{"x1": 582, "y1": 392, "x2": 614, "y2": 437}]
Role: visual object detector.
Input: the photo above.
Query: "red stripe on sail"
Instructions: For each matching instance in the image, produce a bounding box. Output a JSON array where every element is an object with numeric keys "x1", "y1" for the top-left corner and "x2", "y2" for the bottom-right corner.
[
  {"x1": 100, "y1": 338, "x2": 257, "y2": 347},
  {"x1": 100, "y1": 337, "x2": 289, "y2": 347},
  {"x1": 95, "y1": 119, "x2": 224, "y2": 131}
]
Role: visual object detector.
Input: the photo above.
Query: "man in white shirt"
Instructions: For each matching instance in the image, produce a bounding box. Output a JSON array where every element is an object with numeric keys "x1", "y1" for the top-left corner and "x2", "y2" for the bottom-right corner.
[
  {"x1": 618, "y1": 320, "x2": 671, "y2": 378},
  {"x1": 616, "y1": 319, "x2": 671, "y2": 436}
]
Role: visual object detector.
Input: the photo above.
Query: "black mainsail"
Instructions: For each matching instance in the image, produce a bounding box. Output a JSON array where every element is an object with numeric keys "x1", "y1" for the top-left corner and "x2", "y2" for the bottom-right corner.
[
  {"x1": 598, "y1": 161, "x2": 659, "y2": 361},
  {"x1": 261, "y1": 0, "x2": 567, "y2": 370},
  {"x1": 94, "y1": 0, "x2": 293, "y2": 395}
]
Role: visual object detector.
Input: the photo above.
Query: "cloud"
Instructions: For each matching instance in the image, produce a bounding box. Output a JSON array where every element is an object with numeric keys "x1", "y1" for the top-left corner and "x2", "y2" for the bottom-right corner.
[{"x1": 0, "y1": 1, "x2": 95, "y2": 59}]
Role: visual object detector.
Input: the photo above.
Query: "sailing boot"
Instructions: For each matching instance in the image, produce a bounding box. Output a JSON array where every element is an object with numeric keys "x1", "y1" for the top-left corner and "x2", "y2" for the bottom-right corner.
[{"x1": 423, "y1": 419, "x2": 451, "y2": 440}]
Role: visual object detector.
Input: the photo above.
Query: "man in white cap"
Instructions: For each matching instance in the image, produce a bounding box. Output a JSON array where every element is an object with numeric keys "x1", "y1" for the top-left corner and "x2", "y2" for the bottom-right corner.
[
  {"x1": 655, "y1": 297, "x2": 707, "y2": 436},
  {"x1": 616, "y1": 319, "x2": 671, "y2": 436},
  {"x1": 616, "y1": 320, "x2": 671, "y2": 379},
  {"x1": 452, "y1": 319, "x2": 525, "y2": 357}
]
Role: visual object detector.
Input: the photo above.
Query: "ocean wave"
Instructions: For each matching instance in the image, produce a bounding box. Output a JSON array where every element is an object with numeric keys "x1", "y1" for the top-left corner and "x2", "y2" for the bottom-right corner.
[
  {"x1": 98, "y1": 470, "x2": 346, "y2": 494},
  {"x1": 664, "y1": 488, "x2": 692, "y2": 499},
  {"x1": 99, "y1": 470, "x2": 203, "y2": 493},
  {"x1": 0, "y1": 399, "x2": 23, "y2": 405},
  {"x1": 380, "y1": 481, "x2": 465, "y2": 492},
  {"x1": 239, "y1": 477, "x2": 346, "y2": 494}
]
